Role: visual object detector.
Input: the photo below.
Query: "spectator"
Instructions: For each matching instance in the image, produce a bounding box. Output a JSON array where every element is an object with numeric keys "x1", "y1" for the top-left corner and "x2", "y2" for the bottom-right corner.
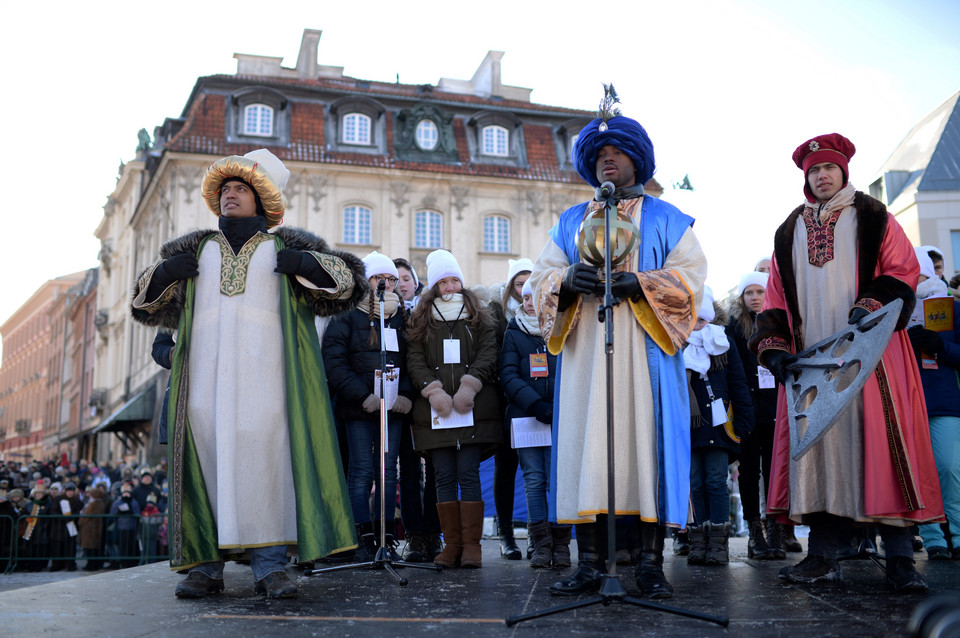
[
  {"x1": 79, "y1": 486, "x2": 107, "y2": 571},
  {"x1": 109, "y1": 483, "x2": 141, "y2": 568},
  {"x1": 48, "y1": 482, "x2": 83, "y2": 572}
]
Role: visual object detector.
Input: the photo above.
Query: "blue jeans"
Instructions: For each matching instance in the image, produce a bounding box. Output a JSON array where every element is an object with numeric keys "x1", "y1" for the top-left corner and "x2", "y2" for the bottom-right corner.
[
  {"x1": 345, "y1": 417, "x2": 401, "y2": 524},
  {"x1": 919, "y1": 415, "x2": 960, "y2": 549},
  {"x1": 518, "y1": 445, "x2": 551, "y2": 522},
  {"x1": 190, "y1": 544, "x2": 288, "y2": 582},
  {"x1": 690, "y1": 448, "x2": 730, "y2": 525}
]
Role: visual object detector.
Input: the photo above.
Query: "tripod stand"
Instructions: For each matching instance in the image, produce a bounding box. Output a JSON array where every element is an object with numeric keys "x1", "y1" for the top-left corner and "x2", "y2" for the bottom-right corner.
[
  {"x1": 506, "y1": 182, "x2": 727, "y2": 627},
  {"x1": 308, "y1": 280, "x2": 441, "y2": 586}
]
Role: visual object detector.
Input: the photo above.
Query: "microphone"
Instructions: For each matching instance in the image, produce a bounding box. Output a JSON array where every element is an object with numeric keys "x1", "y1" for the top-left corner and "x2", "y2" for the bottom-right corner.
[
  {"x1": 377, "y1": 279, "x2": 386, "y2": 301},
  {"x1": 596, "y1": 181, "x2": 616, "y2": 200}
]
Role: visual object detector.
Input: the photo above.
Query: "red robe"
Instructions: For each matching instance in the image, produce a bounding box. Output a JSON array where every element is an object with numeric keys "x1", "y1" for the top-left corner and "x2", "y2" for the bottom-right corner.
[{"x1": 752, "y1": 192, "x2": 944, "y2": 525}]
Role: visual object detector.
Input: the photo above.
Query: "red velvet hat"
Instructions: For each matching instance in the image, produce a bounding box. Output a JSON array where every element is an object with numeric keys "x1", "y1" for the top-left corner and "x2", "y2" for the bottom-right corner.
[{"x1": 792, "y1": 133, "x2": 856, "y2": 200}]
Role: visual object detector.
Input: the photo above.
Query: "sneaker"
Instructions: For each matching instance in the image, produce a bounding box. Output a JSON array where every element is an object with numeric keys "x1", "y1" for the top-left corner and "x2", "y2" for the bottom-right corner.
[
  {"x1": 927, "y1": 546, "x2": 950, "y2": 561},
  {"x1": 254, "y1": 571, "x2": 298, "y2": 599},
  {"x1": 778, "y1": 555, "x2": 842, "y2": 584},
  {"x1": 175, "y1": 571, "x2": 225, "y2": 598},
  {"x1": 886, "y1": 556, "x2": 927, "y2": 593}
]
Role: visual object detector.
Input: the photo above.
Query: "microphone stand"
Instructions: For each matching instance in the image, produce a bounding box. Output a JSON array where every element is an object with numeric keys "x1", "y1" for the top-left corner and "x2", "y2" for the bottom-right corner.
[
  {"x1": 308, "y1": 280, "x2": 441, "y2": 586},
  {"x1": 506, "y1": 183, "x2": 727, "y2": 627}
]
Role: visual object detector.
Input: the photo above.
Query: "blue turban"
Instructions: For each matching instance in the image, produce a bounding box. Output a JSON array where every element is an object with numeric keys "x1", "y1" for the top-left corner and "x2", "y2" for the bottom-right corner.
[{"x1": 574, "y1": 116, "x2": 655, "y2": 188}]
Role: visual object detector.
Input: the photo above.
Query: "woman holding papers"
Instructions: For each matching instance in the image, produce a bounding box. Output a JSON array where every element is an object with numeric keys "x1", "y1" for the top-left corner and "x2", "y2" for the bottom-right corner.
[
  {"x1": 499, "y1": 280, "x2": 570, "y2": 568},
  {"x1": 406, "y1": 249, "x2": 502, "y2": 568},
  {"x1": 322, "y1": 251, "x2": 415, "y2": 561}
]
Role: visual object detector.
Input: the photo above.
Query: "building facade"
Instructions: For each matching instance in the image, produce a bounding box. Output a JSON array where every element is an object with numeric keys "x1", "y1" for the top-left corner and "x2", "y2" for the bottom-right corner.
[{"x1": 91, "y1": 29, "x2": 662, "y2": 464}]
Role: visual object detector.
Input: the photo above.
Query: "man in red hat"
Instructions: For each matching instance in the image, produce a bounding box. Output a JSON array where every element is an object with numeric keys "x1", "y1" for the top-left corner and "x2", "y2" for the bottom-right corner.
[{"x1": 750, "y1": 133, "x2": 944, "y2": 592}]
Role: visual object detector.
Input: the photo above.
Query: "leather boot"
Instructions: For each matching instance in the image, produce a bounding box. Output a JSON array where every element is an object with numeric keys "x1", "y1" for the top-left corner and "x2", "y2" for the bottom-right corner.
[
  {"x1": 764, "y1": 519, "x2": 787, "y2": 559},
  {"x1": 704, "y1": 521, "x2": 730, "y2": 566},
  {"x1": 425, "y1": 532, "x2": 444, "y2": 561},
  {"x1": 528, "y1": 521, "x2": 553, "y2": 568},
  {"x1": 636, "y1": 524, "x2": 673, "y2": 599},
  {"x1": 672, "y1": 529, "x2": 690, "y2": 556},
  {"x1": 549, "y1": 522, "x2": 603, "y2": 595},
  {"x1": 355, "y1": 522, "x2": 377, "y2": 562},
  {"x1": 498, "y1": 518, "x2": 522, "y2": 560},
  {"x1": 747, "y1": 519, "x2": 775, "y2": 559},
  {"x1": 550, "y1": 524, "x2": 572, "y2": 568},
  {"x1": 687, "y1": 524, "x2": 707, "y2": 565},
  {"x1": 433, "y1": 501, "x2": 462, "y2": 568},
  {"x1": 459, "y1": 501, "x2": 485, "y2": 568},
  {"x1": 781, "y1": 523, "x2": 803, "y2": 552}
]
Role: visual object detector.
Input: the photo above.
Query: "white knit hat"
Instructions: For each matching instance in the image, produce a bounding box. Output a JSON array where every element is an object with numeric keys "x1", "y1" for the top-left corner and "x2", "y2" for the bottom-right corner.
[
  {"x1": 698, "y1": 285, "x2": 715, "y2": 323},
  {"x1": 737, "y1": 272, "x2": 769, "y2": 297},
  {"x1": 521, "y1": 280, "x2": 533, "y2": 297},
  {"x1": 506, "y1": 258, "x2": 534, "y2": 285},
  {"x1": 426, "y1": 249, "x2": 464, "y2": 289},
  {"x1": 362, "y1": 251, "x2": 399, "y2": 280},
  {"x1": 915, "y1": 247, "x2": 938, "y2": 281}
]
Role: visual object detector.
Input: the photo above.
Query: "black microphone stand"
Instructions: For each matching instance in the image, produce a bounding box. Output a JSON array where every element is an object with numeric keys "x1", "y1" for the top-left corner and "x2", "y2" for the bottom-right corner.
[
  {"x1": 506, "y1": 183, "x2": 728, "y2": 627},
  {"x1": 308, "y1": 280, "x2": 441, "y2": 586}
]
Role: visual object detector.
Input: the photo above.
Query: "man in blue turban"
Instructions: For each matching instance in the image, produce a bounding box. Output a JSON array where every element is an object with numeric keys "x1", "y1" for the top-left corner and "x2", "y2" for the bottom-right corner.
[{"x1": 528, "y1": 112, "x2": 707, "y2": 599}]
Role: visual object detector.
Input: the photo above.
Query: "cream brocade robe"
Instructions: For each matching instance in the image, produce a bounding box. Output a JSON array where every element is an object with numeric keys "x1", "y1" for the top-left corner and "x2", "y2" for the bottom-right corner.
[{"x1": 530, "y1": 226, "x2": 706, "y2": 524}]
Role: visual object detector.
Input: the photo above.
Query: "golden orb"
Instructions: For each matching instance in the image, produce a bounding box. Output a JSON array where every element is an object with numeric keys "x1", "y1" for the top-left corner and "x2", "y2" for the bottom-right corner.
[{"x1": 576, "y1": 207, "x2": 640, "y2": 267}]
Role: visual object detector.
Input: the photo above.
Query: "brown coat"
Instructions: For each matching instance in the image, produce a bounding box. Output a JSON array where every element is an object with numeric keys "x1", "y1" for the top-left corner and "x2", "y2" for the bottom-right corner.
[{"x1": 78, "y1": 490, "x2": 106, "y2": 550}]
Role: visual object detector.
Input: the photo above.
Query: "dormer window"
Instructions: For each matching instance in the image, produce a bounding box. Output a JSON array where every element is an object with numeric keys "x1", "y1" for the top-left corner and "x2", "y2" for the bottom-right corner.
[
  {"x1": 343, "y1": 113, "x2": 372, "y2": 145},
  {"x1": 481, "y1": 125, "x2": 509, "y2": 156},
  {"x1": 243, "y1": 104, "x2": 274, "y2": 137},
  {"x1": 416, "y1": 119, "x2": 439, "y2": 151}
]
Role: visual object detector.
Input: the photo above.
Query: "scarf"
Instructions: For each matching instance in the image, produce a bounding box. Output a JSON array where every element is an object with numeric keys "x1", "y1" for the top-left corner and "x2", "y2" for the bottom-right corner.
[
  {"x1": 515, "y1": 307, "x2": 542, "y2": 336},
  {"x1": 357, "y1": 291, "x2": 400, "y2": 319},
  {"x1": 916, "y1": 277, "x2": 948, "y2": 301},
  {"x1": 218, "y1": 215, "x2": 268, "y2": 254},
  {"x1": 431, "y1": 294, "x2": 467, "y2": 322},
  {"x1": 683, "y1": 324, "x2": 729, "y2": 375},
  {"x1": 803, "y1": 182, "x2": 856, "y2": 224},
  {"x1": 504, "y1": 296, "x2": 521, "y2": 321}
]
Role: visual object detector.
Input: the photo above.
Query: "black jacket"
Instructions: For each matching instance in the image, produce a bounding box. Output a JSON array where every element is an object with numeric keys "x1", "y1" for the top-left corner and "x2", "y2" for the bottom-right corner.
[
  {"x1": 687, "y1": 345, "x2": 754, "y2": 456},
  {"x1": 322, "y1": 307, "x2": 413, "y2": 422},
  {"x1": 725, "y1": 312, "x2": 777, "y2": 428},
  {"x1": 499, "y1": 318, "x2": 557, "y2": 425}
]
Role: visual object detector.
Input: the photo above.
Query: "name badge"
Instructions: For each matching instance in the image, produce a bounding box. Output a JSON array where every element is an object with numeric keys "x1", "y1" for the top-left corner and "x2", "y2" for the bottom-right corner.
[
  {"x1": 529, "y1": 353, "x2": 548, "y2": 378},
  {"x1": 383, "y1": 327, "x2": 399, "y2": 352},
  {"x1": 757, "y1": 365, "x2": 776, "y2": 389},
  {"x1": 711, "y1": 398, "x2": 728, "y2": 427},
  {"x1": 443, "y1": 339, "x2": 461, "y2": 364}
]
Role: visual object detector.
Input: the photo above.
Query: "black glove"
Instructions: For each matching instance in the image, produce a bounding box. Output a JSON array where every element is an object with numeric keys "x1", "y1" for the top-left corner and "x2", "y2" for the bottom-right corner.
[
  {"x1": 532, "y1": 400, "x2": 554, "y2": 425},
  {"x1": 848, "y1": 306, "x2": 871, "y2": 325},
  {"x1": 160, "y1": 253, "x2": 199, "y2": 281},
  {"x1": 275, "y1": 249, "x2": 309, "y2": 275},
  {"x1": 558, "y1": 263, "x2": 600, "y2": 311},
  {"x1": 762, "y1": 350, "x2": 797, "y2": 386},
  {"x1": 608, "y1": 271, "x2": 643, "y2": 302},
  {"x1": 907, "y1": 325, "x2": 945, "y2": 354}
]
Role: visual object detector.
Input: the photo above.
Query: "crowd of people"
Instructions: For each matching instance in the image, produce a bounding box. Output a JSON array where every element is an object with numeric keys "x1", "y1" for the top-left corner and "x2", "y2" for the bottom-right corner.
[
  {"x1": 7, "y1": 98, "x2": 947, "y2": 602},
  {"x1": 0, "y1": 458, "x2": 170, "y2": 572}
]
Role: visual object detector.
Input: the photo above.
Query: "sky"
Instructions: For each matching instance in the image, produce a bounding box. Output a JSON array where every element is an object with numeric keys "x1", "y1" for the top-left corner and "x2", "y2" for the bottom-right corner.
[{"x1": 1, "y1": 0, "x2": 959, "y2": 349}]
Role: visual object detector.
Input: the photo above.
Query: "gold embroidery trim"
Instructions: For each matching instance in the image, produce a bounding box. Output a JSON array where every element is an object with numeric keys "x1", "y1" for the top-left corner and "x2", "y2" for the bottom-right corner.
[
  {"x1": 215, "y1": 233, "x2": 273, "y2": 297},
  {"x1": 304, "y1": 251, "x2": 356, "y2": 300},
  {"x1": 876, "y1": 360, "x2": 921, "y2": 511}
]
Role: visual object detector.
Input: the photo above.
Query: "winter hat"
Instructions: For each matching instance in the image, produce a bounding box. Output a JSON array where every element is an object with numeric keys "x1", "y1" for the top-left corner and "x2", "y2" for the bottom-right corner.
[
  {"x1": 506, "y1": 258, "x2": 534, "y2": 286},
  {"x1": 394, "y1": 258, "x2": 420, "y2": 289},
  {"x1": 921, "y1": 245, "x2": 944, "y2": 262},
  {"x1": 50, "y1": 482, "x2": 62, "y2": 492},
  {"x1": 426, "y1": 249, "x2": 464, "y2": 289},
  {"x1": 574, "y1": 116, "x2": 655, "y2": 188},
  {"x1": 522, "y1": 280, "x2": 533, "y2": 298},
  {"x1": 915, "y1": 247, "x2": 937, "y2": 281},
  {"x1": 792, "y1": 133, "x2": 856, "y2": 201},
  {"x1": 362, "y1": 251, "x2": 399, "y2": 280},
  {"x1": 698, "y1": 285, "x2": 716, "y2": 323},
  {"x1": 201, "y1": 148, "x2": 290, "y2": 228},
  {"x1": 737, "y1": 272, "x2": 769, "y2": 298},
  {"x1": 8, "y1": 489, "x2": 23, "y2": 501},
  {"x1": 64, "y1": 482, "x2": 77, "y2": 491}
]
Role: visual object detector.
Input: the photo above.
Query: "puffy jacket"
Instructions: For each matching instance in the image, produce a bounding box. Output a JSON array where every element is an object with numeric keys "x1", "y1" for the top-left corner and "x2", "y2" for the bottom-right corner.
[
  {"x1": 499, "y1": 318, "x2": 557, "y2": 425},
  {"x1": 725, "y1": 309, "x2": 778, "y2": 428},
  {"x1": 322, "y1": 307, "x2": 413, "y2": 422},
  {"x1": 911, "y1": 298, "x2": 960, "y2": 418},
  {"x1": 687, "y1": 345, "x2": 754, "y2": 456}
]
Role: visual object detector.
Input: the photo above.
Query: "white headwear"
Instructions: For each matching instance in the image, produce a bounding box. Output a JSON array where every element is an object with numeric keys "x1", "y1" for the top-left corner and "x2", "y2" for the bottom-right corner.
[
  {"x1": 921, "y1": 245, "x2": 944, "y2": 261},
  {"x1": 754, "y1": 256, "x2": 772, "y2": 270},
  {"x1": 738, "y1": 272, "x2": 769, "y2": 298},
  {"x1": 506, "y1": 258, "x2": 534, "y2": 285},
  {"x1": 521, "y1": 280, "x2": 533, "y2": 297},
  {"x1": 915, "y1": 247, "x2": 938, "y2": 281},
  {"x1": 362, "y1": 251, "x2": 399, "y2": 280},
  {"x1": 426, "y1": 249, "x2": 464, "y2": 289},
  {"x1": 698, "y1": 285, "x2": 716, "y2": 323}
]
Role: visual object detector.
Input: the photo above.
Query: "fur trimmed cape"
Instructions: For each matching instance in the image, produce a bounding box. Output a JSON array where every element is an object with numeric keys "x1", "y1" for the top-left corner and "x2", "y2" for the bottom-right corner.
[{"x1": 130, "y1": 226, "x2": 367, "y2": 330}]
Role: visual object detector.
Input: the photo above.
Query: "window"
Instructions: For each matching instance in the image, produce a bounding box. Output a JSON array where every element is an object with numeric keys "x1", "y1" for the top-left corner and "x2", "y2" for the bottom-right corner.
[
  {"x1": 481, "y1": 125, "x2": 509, "y2": 156},
  {"x1": 570, "y1": 133, "x2": 580, "y2": 160},
  {"x1": 414, "y1": 211, "x2": 443, "y2": 249},
  {"x1": 343, "y1": 113, "x2": 372, "y2": 145},
  {"x1": 415, "y1": 119, "x2": 439, "y2": 151},
  {"x1": 483, "y1": 215, "x2": 510, "y2": 253},
  {"x1": 243, "y1": 104, "x2": 274, "y2": 137},
  {"x1": 342, "y1": 206, "x2": 372, "y2": 245}
]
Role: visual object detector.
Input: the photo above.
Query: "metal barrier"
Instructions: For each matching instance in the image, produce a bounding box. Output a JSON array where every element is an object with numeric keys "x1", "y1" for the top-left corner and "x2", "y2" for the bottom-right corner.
[{"x1": 2, "y1": 512, "x2": 169, "y2": 574}]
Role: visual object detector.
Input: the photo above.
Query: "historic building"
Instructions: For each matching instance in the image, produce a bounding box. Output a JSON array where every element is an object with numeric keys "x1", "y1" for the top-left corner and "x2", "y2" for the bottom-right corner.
[
  {"x1": 870, "y1": 88, "x2": 960, "y2": 275},
  {"x1": 0, "y1": 272, "x2": 86, "y2": 462},
  {"x1": 91, "y1": 28, "x2": 662, "y2": 464}
]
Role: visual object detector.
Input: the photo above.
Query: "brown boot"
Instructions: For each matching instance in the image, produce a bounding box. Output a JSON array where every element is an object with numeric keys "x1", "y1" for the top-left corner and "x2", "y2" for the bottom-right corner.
[
  {"x1": 434, "y1": 501, "x2": 462, "y2": 568},
  {"x1": 459, "y1": 501, "x2": 485, "y2": 568}
]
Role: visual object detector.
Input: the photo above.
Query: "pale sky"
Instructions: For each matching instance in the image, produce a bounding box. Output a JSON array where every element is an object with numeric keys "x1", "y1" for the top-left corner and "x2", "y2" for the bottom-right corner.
[{"x1": 2, "y1": 0, "x2": 959, "y2": 353}]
